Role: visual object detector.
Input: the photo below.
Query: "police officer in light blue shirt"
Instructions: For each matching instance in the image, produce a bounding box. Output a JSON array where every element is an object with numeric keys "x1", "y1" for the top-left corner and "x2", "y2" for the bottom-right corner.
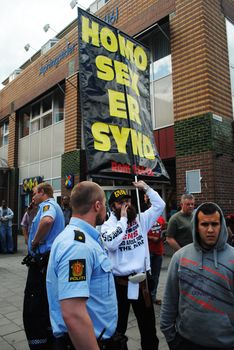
[
  {"x1": 46, "y1": 181, "x2": 120, "y2": 350},
  {"x1": 23, "y1": 183, "x2": 65, "y2": 350},
  {"x1": 28, "y1": 198, "x2": 65, "y2": 255}
]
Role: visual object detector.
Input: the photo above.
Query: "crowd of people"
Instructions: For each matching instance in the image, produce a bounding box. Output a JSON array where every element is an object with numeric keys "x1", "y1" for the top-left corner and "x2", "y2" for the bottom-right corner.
[{"x1": 1, "y1": 180, "x2": 234, "y2": 350}]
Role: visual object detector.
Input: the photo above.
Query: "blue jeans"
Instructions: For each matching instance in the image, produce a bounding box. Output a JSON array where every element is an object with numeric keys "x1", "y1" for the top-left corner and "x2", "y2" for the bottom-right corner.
[
  {"x1": 150, "y1": 253, "x2": 163, "y2": 301},
  {"x1": 0, "y1": 225, "x2": 13, "y2": 253}
]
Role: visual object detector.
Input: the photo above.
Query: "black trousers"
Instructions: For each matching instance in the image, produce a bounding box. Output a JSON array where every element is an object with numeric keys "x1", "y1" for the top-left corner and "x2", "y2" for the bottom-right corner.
[
  {"x1": 53, "y1": 333, "x2": 128, "y2": 350},
  {"x1": 23, "y1": 263, "x2": 54, "y2": 350},
  {"x1": 169, "y1": 333, "x2": 234, "y2": 350},
  {"x1": 115, "y1": 277, "x2": 159, "y2": 350}
]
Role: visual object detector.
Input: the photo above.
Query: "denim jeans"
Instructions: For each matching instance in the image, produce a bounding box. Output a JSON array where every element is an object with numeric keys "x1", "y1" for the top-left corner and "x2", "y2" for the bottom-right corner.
[{"x1": 0, "y1": 225, "x2": 13, "y2": 253}]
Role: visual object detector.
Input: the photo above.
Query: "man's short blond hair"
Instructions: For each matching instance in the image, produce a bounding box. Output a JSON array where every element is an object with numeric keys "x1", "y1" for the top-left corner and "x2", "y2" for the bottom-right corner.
[{"x1": 36, "y1": 182, "x2": 54, "y2": 198}]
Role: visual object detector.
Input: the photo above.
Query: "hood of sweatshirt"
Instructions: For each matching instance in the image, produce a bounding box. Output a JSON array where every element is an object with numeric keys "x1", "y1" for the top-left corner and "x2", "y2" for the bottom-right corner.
[{"x1": 192, "y1": 202, "x2": 228, "y2": 268}]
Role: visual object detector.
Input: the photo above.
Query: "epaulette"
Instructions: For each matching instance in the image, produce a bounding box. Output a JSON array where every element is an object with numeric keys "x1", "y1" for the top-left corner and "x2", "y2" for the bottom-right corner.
[{"x1": 74, "y1": 230, "x2": 85, "y2": 243}]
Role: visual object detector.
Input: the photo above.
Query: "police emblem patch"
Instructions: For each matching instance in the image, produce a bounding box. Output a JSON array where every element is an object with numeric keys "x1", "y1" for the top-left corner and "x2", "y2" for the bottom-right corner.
[
  {"x1": 43, "y1": 205, "x2": 50, "y2": 212},
  {"x1": 69, "y1": 259, "x2": 86, "y2": 282}
]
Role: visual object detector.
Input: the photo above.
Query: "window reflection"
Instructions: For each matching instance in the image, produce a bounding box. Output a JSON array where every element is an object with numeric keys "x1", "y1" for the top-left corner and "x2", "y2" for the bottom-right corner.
[
  {"x1": 139, "y1": 19, "x2": 173, "y2": 129},
  {"x1": 0, "y1": 121, "x2": 9, "y2": 147},
  {"x1": 150, "y1": 55, "x2": 172, "y2": 81}
]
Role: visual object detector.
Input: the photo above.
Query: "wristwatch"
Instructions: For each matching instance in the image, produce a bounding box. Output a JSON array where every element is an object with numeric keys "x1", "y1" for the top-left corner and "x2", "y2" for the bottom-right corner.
[{"x1": 144, "y1": 185, "x2": 149, "y2": 192}]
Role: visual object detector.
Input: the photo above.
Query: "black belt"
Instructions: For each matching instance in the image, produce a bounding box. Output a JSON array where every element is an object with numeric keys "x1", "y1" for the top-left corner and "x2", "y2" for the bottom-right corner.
[
  {"x1": 115, "y1": 274, "x2": 152, "y2": 307},
  {"x1": 54, "y1": 332, "x2": 128, "y2": 350},
  {"x1": 22, "y1": 252, "x2": 50, "y2": 269}
]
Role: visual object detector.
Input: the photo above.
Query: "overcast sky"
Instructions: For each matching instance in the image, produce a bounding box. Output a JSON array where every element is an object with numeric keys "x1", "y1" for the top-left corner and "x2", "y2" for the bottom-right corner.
[
  {"x1": 0, "y1": 0, "x2": 94, "y2": 89},
  {"x1": 1, "y1": 2, "x2": 234, "y2": 91}
]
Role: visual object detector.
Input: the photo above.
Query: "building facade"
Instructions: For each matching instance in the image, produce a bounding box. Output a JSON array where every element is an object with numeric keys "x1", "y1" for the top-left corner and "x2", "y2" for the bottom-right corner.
[{"x1": 0, "y1": 0, "x2": 234, "y2": 239}]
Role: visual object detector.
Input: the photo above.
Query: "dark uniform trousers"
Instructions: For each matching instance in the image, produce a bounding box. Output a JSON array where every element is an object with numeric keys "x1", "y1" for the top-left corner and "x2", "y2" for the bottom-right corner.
[
  {"x1": 53, "y1": 332, "x2": 128, "y2": 350},
  {"x1": 115, "y1": 276, "x2": 159, "y2": 350},
  {"x1": 23, "y1": 261, "x2": 54, "y2": 349},
  {"x1": 169, "y1": 333, "x2": 234, "y2": 350}
]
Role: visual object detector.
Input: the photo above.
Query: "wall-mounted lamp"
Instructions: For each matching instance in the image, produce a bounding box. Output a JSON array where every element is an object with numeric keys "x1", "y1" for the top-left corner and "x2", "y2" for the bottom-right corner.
[
  {"x1": 43, "y1": 23, "x2": 70, "y2": 45},
  {"x1": 24, "y1": 43, "x2": 37, "y2": 52},
  {"x1": 43, "y1": 24, "x2": 58, "y2": 35},
  {"x1": 70, "y1": 0, "x2": 78, "y2": 9}
]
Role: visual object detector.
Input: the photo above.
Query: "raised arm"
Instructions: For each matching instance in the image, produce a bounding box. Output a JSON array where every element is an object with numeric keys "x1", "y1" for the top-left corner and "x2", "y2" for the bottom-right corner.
[{"x1": 101, "y1": 209, "x2": 128, "y2": 251}]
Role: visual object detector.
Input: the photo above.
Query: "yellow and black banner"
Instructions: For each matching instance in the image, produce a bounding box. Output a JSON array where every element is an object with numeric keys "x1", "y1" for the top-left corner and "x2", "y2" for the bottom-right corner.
[{"x1": 78, "y1": 8, "x2": 168, "y2": 179}]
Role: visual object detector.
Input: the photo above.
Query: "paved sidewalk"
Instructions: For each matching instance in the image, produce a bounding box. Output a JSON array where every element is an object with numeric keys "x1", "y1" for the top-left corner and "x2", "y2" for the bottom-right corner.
[{"x1": 0, "y1": 235, "x2": 170, "y2": 350}]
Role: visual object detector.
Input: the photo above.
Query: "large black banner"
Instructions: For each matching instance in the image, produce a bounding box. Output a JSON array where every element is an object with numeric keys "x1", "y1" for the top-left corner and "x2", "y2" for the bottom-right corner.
[{"x1": 78, "y1": 8, "x2": 169, "y2": 179}]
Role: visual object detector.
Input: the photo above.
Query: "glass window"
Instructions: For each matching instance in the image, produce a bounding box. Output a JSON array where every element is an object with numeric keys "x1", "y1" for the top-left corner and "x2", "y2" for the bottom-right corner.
[
  {"x1": 52, "y1": 178, "x2": 61, "y2": 191},
  {"x1": 53, "y1": 86, "x2": 64, "y2": 123},
  {"x1": 140, "y1": 21, "x2": 170, "y2": 62},
  {"x1": 42, "y1": 94, "x2": 52, "y2": 113},
  {"x1": 151, "y1": 74, "x2": 174, "y2": 128},
  {"x1": 139, "y1": 19, "x2": 173, "y2": 129},
  {"x1": 151, "y1": 55, "x2": 172, "y2": 81},
  {"x1": 19, "y1": 107, "x2": 30, "y2": 138},
  {"x1": 0, "y1": 125, "x2": 3, "y2": 147},
  {"x1": 18, "y1": 83, "x2": 65, "y2": 137},
  {"x1": 42, "y1": 112, "x2": 52, "y2": 128},
  {"x1": 0, "y1": 122, "x2": 9, "y2": 146},
  {"x1": 32, "y1": 102, "x2": 40, "y2": 118},
  {"x1": 31, "y1": 119, "x2": 40, "y2": 133},
  {"x1": 4, "y1": 134, "x2": 8, "y2": 145},
  {"x1": 4, "y1": 122, "x2": 9, "y2": 134}
]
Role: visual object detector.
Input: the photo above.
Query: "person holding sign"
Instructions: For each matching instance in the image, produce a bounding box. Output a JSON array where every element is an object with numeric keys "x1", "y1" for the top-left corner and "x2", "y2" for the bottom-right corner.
[{"x1": 101, "y1": 181, "x2": 165, "y2": 350}]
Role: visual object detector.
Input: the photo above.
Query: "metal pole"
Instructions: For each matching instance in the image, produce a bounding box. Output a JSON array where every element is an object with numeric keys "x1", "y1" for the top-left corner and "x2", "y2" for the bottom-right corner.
[{"x1": 134, "y1": 174, "x2": 142, "y2": 218}]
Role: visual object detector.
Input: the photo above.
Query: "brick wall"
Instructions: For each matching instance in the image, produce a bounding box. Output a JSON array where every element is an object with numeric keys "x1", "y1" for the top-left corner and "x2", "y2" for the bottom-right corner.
[
  {"x1": 8, "y1": 112, "x2": 17, "y2": 167},
  {"x1": 64, "y1": 74, "x2": 80, "y2": 152},
  {"x1": 97, "y1": 0, "x2": 175, "y2": 35},
  {"x1": 175, "y1": 113, "x2": 234, "y2": 214},
  {"x1": 171, "y1": 0, "x2": 232, "y2": 120},
  {"x1": 171, "y1": 0, "x2": 234, "y2": 213},
  {"x1": 176, "y1": 151, "x2": 215, "y2": 203}
]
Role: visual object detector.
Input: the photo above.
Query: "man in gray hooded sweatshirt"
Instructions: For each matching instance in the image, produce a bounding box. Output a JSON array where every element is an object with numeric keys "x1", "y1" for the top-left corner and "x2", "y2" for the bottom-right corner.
[{"x1": 160, "y1": 202, "x2": 234, "y2": 350}]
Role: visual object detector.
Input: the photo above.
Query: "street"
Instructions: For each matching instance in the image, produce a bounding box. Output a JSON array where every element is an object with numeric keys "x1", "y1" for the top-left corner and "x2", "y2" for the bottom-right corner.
[{"x1": 0, "y1": 235, "x2": 169, "y2": 349}]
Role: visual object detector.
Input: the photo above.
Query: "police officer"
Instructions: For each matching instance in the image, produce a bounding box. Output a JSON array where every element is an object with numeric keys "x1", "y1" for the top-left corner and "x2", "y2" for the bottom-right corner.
[
  {"x1": 46, "y1": 181, "x2": 123, "y2": 350},
  {"x1": 23, "y1": 182, "x2": 65, "y2": 350}
]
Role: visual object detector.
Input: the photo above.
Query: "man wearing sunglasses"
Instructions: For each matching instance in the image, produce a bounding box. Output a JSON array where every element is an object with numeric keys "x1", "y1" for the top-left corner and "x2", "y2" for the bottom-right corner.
[{"x1": 161, "y1": 202, "x2": 234, "y2": 350}]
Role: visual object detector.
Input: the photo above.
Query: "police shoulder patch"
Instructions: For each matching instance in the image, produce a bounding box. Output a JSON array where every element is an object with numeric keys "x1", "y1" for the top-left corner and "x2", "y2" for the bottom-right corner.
[
  {"x1": 43, "y1": 205, "x2": 50, "y2": 212},
  {"x1": 74, "y1": 230, "x2": 85, "y2": 243},
  {"x1": 69, "y1": 259, "x2": 86, "y2": 282}
]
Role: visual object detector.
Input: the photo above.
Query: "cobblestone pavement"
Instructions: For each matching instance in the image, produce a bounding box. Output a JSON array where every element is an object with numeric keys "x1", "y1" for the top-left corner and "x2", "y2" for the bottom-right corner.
[{"x1": 0, "y1": 235, "x2": 170, "y2": 349}]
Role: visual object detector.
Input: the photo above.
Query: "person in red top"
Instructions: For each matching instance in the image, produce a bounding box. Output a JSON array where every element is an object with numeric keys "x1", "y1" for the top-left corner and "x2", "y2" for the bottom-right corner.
[{"x1": 148, "y1": 216, "x2": 166, "y2": 305}]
